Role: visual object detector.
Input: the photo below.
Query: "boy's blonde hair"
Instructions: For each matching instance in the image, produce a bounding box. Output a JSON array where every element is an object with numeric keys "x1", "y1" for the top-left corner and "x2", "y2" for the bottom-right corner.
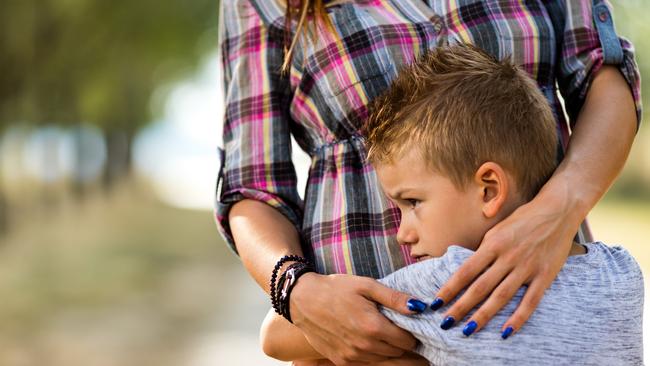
[{"x1": 364, "y1": 43, "x2": 558, "y2": 200}]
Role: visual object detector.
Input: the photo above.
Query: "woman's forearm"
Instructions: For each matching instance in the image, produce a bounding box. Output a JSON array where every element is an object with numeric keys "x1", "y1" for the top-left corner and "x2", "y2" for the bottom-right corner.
[
  {"x1": 230, "y1": 199, "x2": 420, "y2": 364},
  {"x1": 229, "y1": 199, "x2": 304, "y2": 293},
  {"x1": 538, "y1": 65, "x2": 637, "y2": 222}
]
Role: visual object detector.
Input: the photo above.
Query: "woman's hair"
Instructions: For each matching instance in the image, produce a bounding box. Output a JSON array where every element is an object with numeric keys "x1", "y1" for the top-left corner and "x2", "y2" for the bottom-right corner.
[
  {"x1": 281, "y1": 0, "x2": 337, "y2": 72},
  {"x1": 364, "y1": 43, "x2": 558, "y2": 201}
]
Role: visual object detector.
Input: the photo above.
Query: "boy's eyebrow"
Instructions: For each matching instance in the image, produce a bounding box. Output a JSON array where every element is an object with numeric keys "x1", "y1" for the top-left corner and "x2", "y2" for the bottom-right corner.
[{"x1": 387, "y1": 188, "x2": 414, "y2": 200}]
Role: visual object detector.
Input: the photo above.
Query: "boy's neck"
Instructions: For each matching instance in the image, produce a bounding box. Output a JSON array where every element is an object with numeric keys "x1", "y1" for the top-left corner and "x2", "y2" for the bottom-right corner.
[{"x1": 568, "y1": 242, "x2": 587, "y2": 256}]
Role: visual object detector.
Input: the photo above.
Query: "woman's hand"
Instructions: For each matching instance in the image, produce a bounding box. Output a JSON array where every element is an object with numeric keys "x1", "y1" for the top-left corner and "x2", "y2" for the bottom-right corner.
[
  {"x1": 289, "y1": 272, "x2": 421, "y2": 365},
  {"x1": 432, "y1": 184, "x2": 580, "y2": 338}
]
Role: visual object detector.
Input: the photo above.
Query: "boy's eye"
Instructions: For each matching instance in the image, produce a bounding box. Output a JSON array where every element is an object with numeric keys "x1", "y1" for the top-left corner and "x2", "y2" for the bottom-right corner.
[{"x1": 405, "y1": 199, "x2": 420, "y2": 208}]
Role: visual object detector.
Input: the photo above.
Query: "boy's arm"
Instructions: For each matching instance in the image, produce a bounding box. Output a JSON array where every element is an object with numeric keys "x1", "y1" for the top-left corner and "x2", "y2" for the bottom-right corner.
[
  {"x1": 260, "y1": 309, "x2": 430, "y2": 365},
  {"x1": 260, "y1": 308, "x2": 324, "y2": 361}
]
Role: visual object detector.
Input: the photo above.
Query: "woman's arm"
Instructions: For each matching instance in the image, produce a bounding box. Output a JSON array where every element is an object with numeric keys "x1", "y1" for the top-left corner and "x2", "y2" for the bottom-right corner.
[
  {"x1": 422, "y1": 0, "x2": 642, "y2": 336},
  {"x1": 229, "y1": 199, "x2": 304, "y2": 293},
  {"x1": 431, "y1": 64, "x2": 637, "y2": 336},
  {"x1": 230, "y1": 199, "x2": 422, "y2": 365},
  {"x1": 219, "y1": 2, "x2": 422, "y2": 363}
]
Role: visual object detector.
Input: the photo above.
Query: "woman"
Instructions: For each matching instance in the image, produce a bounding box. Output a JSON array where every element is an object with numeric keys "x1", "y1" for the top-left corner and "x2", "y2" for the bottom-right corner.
[{"x1": 216, "y1": 0, "x2": 641, "y2": 364}]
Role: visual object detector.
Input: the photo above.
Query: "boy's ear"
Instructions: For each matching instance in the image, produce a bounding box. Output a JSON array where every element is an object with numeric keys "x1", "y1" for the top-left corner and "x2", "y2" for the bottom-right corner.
[{"x1": 474, "y1": 162, "x2": 509, "y2": 219}]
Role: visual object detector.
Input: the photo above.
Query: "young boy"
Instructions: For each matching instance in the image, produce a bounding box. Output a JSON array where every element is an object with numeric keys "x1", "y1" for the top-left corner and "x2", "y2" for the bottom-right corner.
[{"x1": 260, "y1": 43, "x2": 644, "y2": 365}]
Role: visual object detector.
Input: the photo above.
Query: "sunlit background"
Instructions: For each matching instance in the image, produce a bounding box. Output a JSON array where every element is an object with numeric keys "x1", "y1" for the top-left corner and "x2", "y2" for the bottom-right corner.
[{"x1": 0, "y1": 1, "x2": 648, "y2": 365}]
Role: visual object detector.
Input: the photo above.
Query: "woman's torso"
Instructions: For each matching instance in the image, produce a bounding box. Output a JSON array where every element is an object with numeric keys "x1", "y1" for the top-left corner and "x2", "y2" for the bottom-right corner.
[{"x1": 251, "y1": 0, "x2": 570, "y2": 278}]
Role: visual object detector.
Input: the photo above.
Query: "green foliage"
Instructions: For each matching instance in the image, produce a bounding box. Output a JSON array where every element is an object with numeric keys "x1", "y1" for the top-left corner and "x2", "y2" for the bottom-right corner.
[{"x1": 0, "y1": 0, "x2": 219, "y2": 132}]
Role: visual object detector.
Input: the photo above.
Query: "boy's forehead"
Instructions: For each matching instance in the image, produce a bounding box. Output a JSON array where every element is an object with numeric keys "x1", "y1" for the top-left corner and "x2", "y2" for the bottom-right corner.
[
  {"x1": 379, "y1": 148, "x2": 434, "y2": 174},
  {"x1": 374, "y1": 151, "x2": 434, "y2": 196}
]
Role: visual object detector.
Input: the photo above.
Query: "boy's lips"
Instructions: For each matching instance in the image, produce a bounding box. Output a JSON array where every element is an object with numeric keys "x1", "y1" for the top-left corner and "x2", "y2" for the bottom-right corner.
[
  {"x1": 412, "y1": 254, "x2": 432, "y2": 261},
  {"x1": 409, "y1": 247, "x2": 432, "y2": 261}
]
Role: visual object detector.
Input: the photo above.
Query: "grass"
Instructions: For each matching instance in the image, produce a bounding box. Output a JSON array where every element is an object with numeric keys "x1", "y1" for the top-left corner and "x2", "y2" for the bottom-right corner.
[{"x1": 0, "y1": 180, "x2": 244, "y2": 366}]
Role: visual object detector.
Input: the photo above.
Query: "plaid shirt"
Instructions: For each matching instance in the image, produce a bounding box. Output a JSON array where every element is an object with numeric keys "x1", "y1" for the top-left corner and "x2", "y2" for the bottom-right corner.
[{"x1": 216, "y1": 0, "x2": 642, "y2": 278}]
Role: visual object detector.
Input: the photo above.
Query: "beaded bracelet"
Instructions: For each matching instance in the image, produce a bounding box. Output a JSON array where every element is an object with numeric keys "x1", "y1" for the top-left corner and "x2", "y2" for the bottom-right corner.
[
  {"x1": 278, "y1": 261, "x2": 315, "y2": 323},
  {"x1": 274, "y1": 261, "x2": 305, "y2": 314},
  {"x1": 269, "y1": 255, "x2": 310, "y2": 316}
]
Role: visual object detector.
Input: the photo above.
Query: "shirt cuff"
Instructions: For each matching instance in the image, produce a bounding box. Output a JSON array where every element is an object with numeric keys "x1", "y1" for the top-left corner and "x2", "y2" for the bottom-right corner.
[
  {"x1": 215, "y1": 187, "x2": 303, "y2": 256},
  {"x1": 592, "y1": 2, "x2": 643, "y2": 129}
]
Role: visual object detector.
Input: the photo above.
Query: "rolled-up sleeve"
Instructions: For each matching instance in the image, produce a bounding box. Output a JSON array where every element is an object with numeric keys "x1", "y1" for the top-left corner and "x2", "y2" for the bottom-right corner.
[
  {"x1": 215, "y1": 0, "x2": 302, "y2": 254},
  {"x1": 555, "y1": 0, "x2": 642, "y2": 129}
]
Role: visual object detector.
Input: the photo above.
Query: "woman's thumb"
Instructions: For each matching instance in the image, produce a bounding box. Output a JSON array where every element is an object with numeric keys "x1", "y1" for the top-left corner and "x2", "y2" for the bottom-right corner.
[{"x1": 363, "y1": 280, "x2": 426, "y2": 315}]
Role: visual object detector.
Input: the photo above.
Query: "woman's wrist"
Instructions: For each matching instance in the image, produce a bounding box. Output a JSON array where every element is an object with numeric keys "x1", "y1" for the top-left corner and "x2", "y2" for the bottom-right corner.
[
  {"x1": 536, "y1": 164, "x2": 596, "y2": 228},
  {"x1": 287, "y1": 272, "x2": 321, "y2": 324},
  {"x1": 270, "y1": 255, "x2": 316, "y2": 323},
  {"x1": 537, "y1": 65, "x2": 637, "y2": 228}
]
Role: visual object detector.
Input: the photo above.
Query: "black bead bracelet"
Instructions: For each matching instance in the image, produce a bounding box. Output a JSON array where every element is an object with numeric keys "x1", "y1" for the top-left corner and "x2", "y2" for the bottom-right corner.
[
  {"x1": 274, "y1": 261, "x2": 304, "y2": 313},
  {"x1": 277, "y1": 262, "x2": 314, "y2": 323},
  {"x1": 269, "y1": 255, "x2": 311, "y2": 317}
]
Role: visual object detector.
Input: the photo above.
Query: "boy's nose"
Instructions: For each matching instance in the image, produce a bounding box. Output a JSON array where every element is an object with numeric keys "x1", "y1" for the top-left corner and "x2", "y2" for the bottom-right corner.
[{"x1": 396, "y1": 225, "x2": 417, "y2": 246}]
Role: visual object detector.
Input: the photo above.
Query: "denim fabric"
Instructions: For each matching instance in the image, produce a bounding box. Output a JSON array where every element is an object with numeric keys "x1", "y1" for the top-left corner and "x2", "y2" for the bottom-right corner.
[{"x1": 593, "y1": 1, "x2": 624, "y2": 64}]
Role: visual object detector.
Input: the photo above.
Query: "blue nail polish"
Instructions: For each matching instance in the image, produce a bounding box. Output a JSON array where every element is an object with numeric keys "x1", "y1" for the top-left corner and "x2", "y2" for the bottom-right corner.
[
  {"x1": 440, "y1": 316, "x2": 455, "y2": 330},
  {"x1": 463, "y1": 320, "x2": 478, "y2": 336},
  {"x1": 430, "y1": 298, "x2": 444, "y2": 311},
  {"x1": 501, "y1": 326, "x2": 514, "y2": 339},
  {"x1": 407, "y1": 299, "x2": 427, "y2": 313}
]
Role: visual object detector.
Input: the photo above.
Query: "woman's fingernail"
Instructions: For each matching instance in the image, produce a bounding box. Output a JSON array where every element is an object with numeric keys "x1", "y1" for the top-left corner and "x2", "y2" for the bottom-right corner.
[
  {"x1": 501, "y1": 326, "x2": 514, "y2": 339},
  {"x1": 440, "y1": 316, "x2": 455, "y2": 330},
  {"x1": 430, "y1": 297, "x2": 444, "y2": 311},
  {"x1": 463, "y1": 320, "x2": 478, "y2": 336},
  {"x1": 406, "y1": 299, "x2": 427, "y2": 313}
]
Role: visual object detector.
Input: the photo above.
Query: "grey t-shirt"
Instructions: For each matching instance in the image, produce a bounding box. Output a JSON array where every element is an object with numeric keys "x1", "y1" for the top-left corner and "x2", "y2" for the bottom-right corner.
[{"x1": 378, "y1": 242, "x2": 644, "y2": 365}]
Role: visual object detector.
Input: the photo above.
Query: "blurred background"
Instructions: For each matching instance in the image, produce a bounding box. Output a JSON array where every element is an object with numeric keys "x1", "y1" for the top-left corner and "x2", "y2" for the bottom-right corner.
[{"x1": 0, "y1": 1, "x2": 648, "y2": 365}]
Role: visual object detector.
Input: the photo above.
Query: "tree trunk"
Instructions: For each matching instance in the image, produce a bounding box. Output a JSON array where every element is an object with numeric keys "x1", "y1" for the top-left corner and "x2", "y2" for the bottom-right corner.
[
  {"x1": 102, "y1": 130, "x2": 133, "y2": 192},
  {"x1": 0, "y1": 186, "x2": 8, "y2": 236}
]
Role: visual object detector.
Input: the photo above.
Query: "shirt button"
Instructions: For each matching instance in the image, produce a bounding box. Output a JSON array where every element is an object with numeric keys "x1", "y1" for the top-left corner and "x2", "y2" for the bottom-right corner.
[{"x1": 598, "y1": 10, "x2": 609, "y2": 22}]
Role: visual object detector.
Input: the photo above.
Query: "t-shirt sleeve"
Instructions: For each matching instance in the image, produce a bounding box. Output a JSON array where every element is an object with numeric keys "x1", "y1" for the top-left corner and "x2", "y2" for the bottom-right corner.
[
  {"x1": 214, "y1": 0, "x2": 303, "y2": 254},
  {"x1": 600, "y1": 244, "x2": 645, "y2": 363},
  {"x1": 613, "y1": 246, "x2": 645, "y2": 335},
  {"x1": 377, "y1": 258, "x2": 454, "y2": 363},
  {"x1": 552, "y1": 0, "x2": 642, "y2": 130}
]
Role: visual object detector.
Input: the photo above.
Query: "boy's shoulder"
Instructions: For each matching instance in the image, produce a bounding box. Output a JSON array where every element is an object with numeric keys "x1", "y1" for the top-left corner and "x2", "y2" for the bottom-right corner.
[
  {"x1": 571, "y1": 241, "x2": 644, "y2": 288},
  {"x1": 377, "y1": 245, "x2": 473, "y2": 299},
  {"x1": 379, "y1": 242, "x2": 644, "y2": 298},
  {"x1": 574, "y1": 241, "x2": 642, "y2": 275},
  {"x1": 541, "y1": 241, "x2": 644, "y2": 306}
]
